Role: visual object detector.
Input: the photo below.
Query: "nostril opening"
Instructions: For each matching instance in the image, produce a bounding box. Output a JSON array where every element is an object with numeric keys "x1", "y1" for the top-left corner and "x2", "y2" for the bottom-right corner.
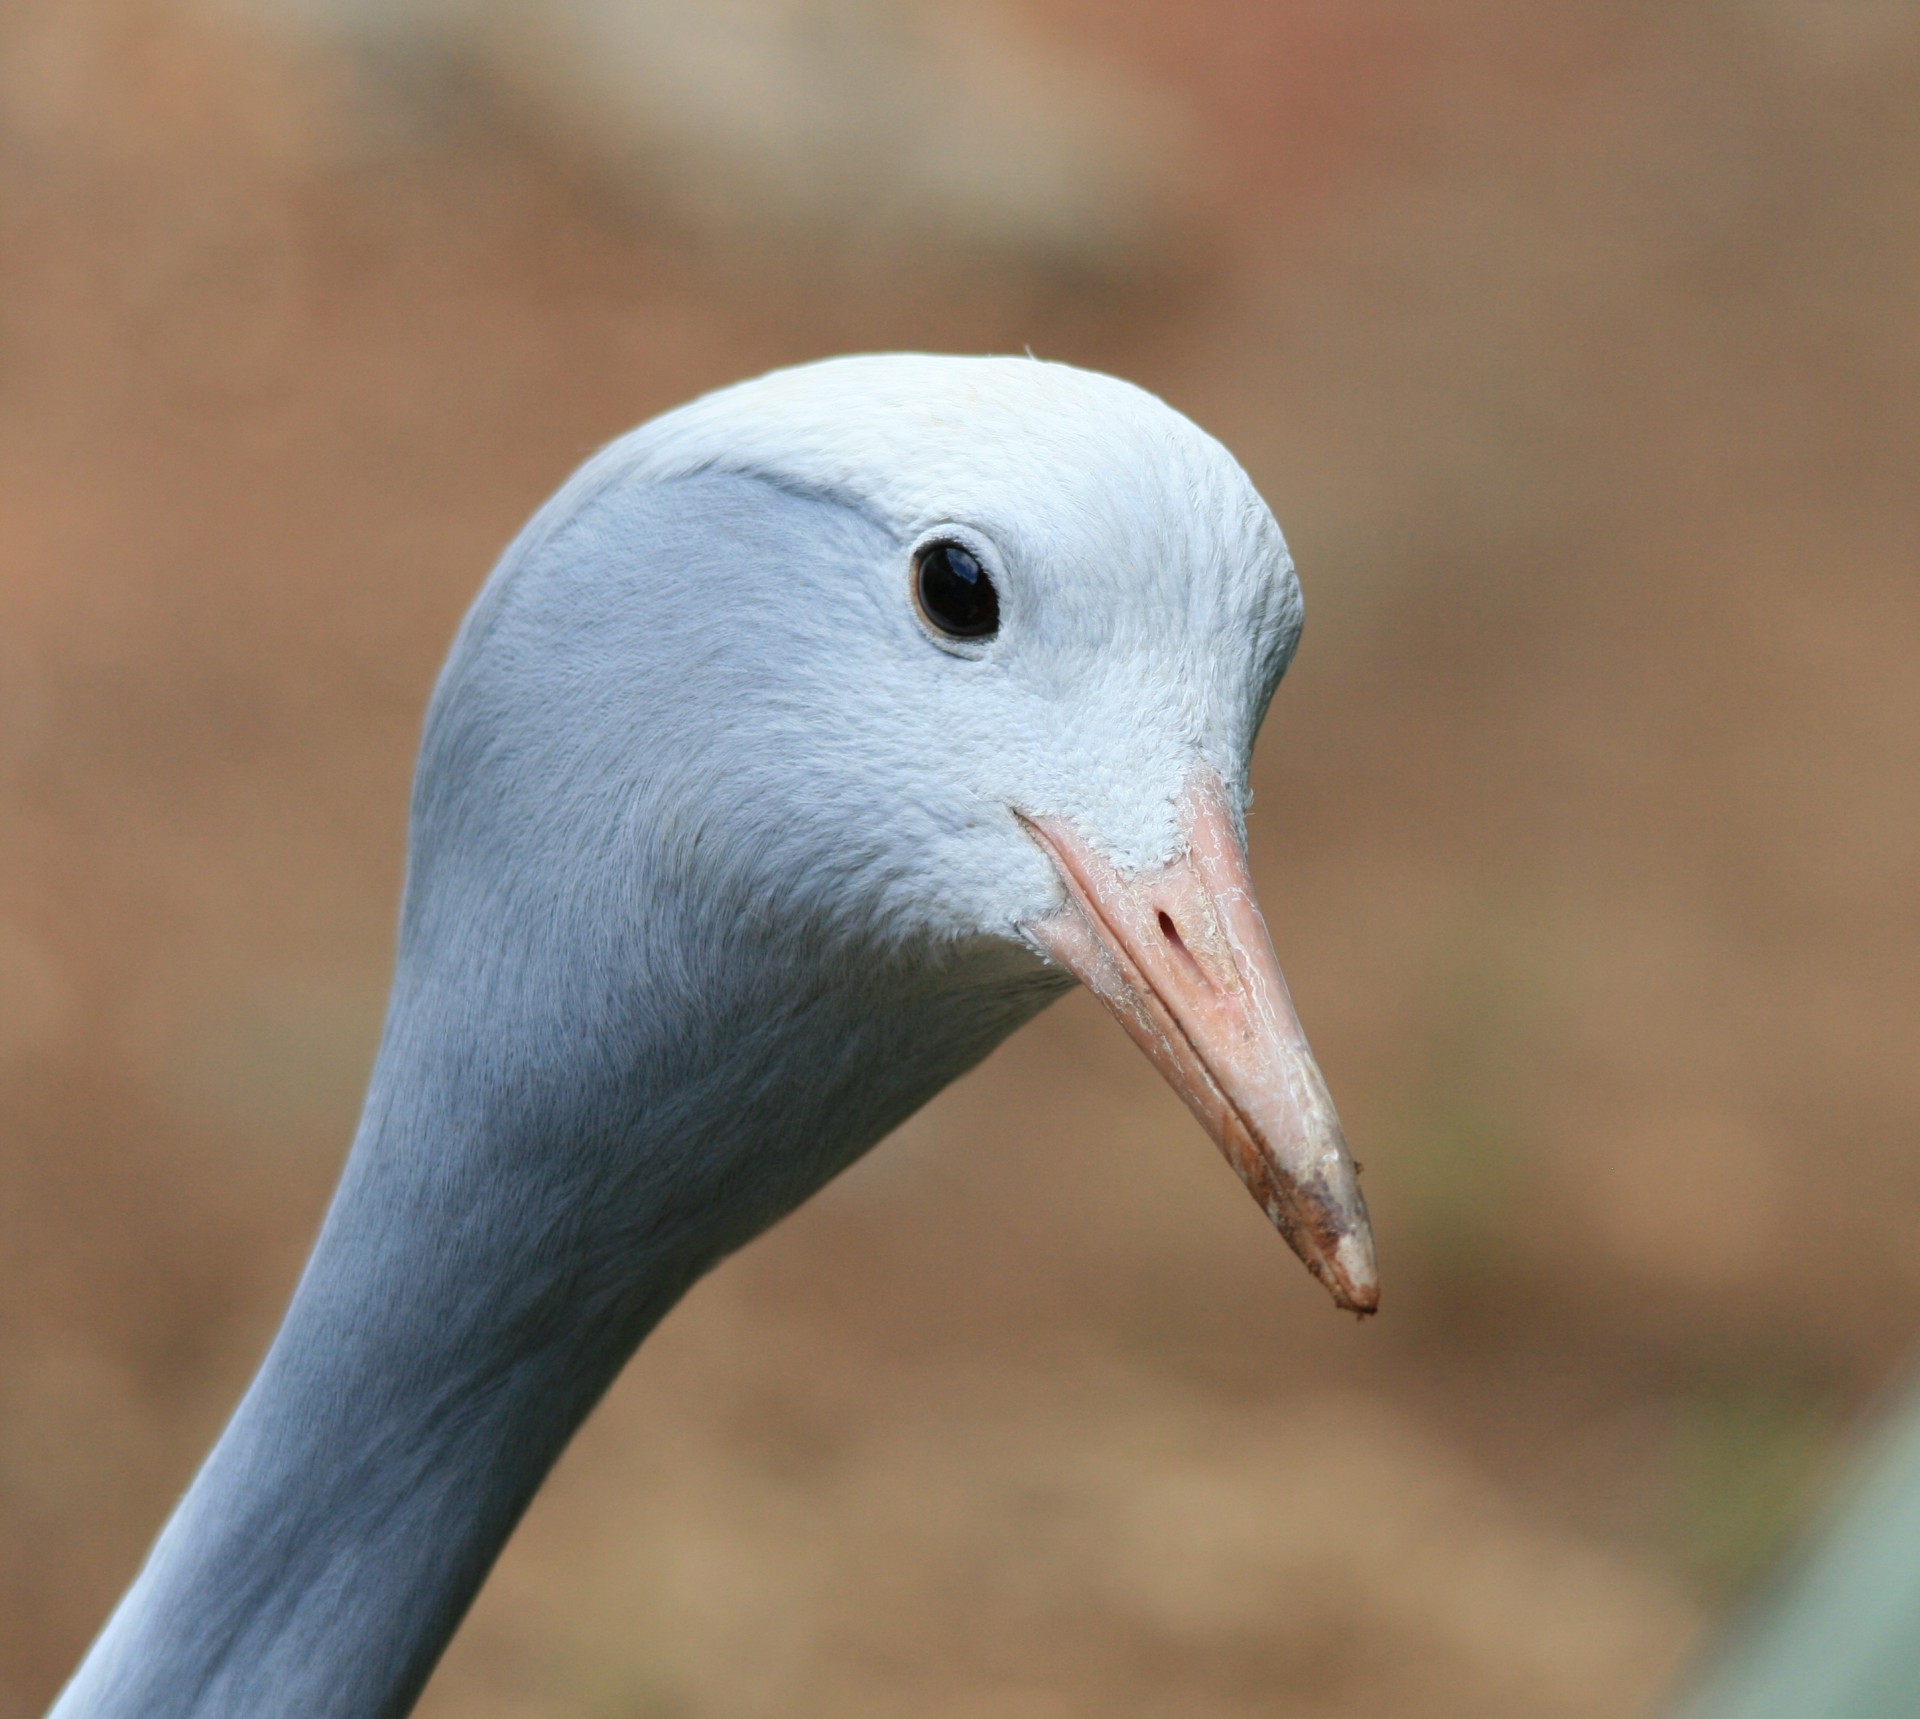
[{"x1": 1156, "y1": 910, "x2": 1210, "y2": 986}]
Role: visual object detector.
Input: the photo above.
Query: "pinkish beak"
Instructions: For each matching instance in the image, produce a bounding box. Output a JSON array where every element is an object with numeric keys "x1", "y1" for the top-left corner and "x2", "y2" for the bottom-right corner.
[{"x1": 1019, "y1": 772, "x2": 1379, "y2": 1315}]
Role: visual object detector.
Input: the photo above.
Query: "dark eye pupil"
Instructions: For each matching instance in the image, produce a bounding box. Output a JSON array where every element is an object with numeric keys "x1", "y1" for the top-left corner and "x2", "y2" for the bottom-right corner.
[{"x1": 915, "y1": 542, "x2": 999, "y2": 639}]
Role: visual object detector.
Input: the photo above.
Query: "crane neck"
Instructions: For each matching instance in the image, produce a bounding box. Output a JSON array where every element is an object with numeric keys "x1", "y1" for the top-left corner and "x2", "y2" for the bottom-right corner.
[
  {"x1": 48, "y1": 977, "x2": 695, "y2": 1718},
  {"x1": 50, "y1": 920, "x2": 1054, "y2": 1719}
]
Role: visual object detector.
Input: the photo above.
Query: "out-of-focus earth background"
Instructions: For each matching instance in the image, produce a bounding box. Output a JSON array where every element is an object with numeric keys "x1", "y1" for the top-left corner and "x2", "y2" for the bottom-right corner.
[{"x1": 2, "y1": 2, "x2": 1916, "y2": 1714}]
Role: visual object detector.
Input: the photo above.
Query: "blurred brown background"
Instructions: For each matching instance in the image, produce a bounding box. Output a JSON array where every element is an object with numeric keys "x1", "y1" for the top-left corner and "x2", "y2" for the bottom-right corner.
[{"x1": 2, "y1": 1, "x2": 1916, "y2": 1714}]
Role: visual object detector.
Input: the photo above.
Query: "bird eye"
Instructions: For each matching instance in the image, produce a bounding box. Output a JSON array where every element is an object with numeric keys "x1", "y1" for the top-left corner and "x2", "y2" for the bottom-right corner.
[{"x1": 914, "y1": 541, "x2": 1000, "y2": 640}]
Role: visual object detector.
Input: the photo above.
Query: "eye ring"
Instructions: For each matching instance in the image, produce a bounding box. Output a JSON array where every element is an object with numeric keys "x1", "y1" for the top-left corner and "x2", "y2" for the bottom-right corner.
[{"x1": 913, "y1": 540, "x2": 1000, "y2": 641}]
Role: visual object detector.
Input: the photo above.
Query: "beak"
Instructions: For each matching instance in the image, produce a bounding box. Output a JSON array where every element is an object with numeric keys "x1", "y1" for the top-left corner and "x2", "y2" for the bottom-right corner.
[{"x1": 1018, "y1": 771, "x2": 1378, "y2": 1315}]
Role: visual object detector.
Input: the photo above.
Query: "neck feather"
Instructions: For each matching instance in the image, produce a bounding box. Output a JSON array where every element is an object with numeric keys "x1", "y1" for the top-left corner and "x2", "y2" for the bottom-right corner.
[{"x1": 52, "y1": 924, "x2": 1055, "y2": 1719}]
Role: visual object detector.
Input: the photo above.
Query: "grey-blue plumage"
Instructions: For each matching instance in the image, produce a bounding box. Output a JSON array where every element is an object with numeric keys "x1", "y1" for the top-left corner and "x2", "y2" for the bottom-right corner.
[{"x1": 52, "y1": 356, "x2": 1376, "y2": 1718}]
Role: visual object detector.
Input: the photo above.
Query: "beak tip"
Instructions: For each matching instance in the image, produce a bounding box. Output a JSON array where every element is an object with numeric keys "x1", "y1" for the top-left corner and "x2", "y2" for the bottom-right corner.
[
  {"x1": 1310, "y1": 1220, "x2": 1380, "y2": 1316},
  {"x1": 1275, "y1": 1162, "x2": 1378, "y2": 1316},
  {"x1": 1264, "y1": 1200, "x2": 1380, "y2": 1315},
  {"x1": 1332, "y1": 1276, "x2": 1381, "y2": 1318}
]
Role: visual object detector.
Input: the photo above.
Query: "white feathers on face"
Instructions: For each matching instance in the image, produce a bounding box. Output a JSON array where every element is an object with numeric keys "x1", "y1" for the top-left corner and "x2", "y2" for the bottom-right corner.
[{"x1": 505, "y1": 355, "x2": 1303, "y2": 953}]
